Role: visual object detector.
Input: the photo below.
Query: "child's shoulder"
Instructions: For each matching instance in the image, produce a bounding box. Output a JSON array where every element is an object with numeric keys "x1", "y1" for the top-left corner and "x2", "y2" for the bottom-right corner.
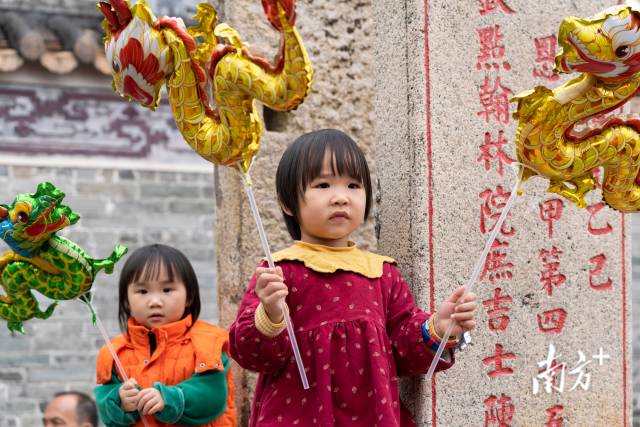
[
  {"x1": 189, "y1": 320, "x2": 229, "y2": 372},
  {"x1": 96, "y1": 334, "x2": 128, "y2": 383},
  {"x1": 190, "y1": 319, "x2": 229, "y2": 338},
  {"x1": 97, "y1": 333, "x2": 128, "y2": 356},
  {"x1": 189, "y1": 320, "x2": 230, "y2": 350}
]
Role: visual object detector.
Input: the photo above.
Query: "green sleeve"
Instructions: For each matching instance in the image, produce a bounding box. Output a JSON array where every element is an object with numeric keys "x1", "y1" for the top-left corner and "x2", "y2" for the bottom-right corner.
[
  {"x1": 94, "y1": 370, "x2": 140, "y2": 427},
  {"x1": 153, "y1": 353, "x2": 229, "y2": 426}
]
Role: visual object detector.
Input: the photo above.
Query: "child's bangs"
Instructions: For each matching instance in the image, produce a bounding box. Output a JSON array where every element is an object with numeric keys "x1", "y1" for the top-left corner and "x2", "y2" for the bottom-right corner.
[
  {"x1": 300, "y1": 137, "x2": 368, "y2": 192},
  {"x1": 131, "y1": 253, "x2": 177, "y2": 284},
  {"x1": 329, "y1": 141, "x2": 368, "y2": 184}
]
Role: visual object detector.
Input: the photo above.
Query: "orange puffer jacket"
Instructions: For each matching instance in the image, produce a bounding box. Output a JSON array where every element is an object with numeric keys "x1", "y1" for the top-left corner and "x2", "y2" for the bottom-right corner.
[{"x1": 96, "y1": 316, "x2": 236, "y2": 427}]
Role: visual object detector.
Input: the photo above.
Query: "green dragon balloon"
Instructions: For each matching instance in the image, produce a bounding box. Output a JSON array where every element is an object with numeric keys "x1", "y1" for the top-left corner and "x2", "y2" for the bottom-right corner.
[{"x1": 0, "y1": 183, "x2": 127, "y2": 333}]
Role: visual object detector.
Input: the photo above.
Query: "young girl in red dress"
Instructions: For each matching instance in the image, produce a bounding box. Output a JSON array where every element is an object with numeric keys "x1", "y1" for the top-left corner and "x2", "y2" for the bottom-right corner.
[{"x1": 229, "y1": 129, "x2": 478, "y2": 426}]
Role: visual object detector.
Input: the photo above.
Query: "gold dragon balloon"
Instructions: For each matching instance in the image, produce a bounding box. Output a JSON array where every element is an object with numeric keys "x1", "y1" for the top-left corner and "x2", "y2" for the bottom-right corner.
[
  {"x1": 512, "y1": 4, "x2": 640, "y2": 212},
  {"x1": 97, "y1": 0, "x2": 313, "y2": 172}
]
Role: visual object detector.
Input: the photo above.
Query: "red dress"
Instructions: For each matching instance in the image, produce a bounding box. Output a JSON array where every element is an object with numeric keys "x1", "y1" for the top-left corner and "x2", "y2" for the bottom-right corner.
[{"x1": 229, "y1": 242, "x2": 454, "y2": 427}]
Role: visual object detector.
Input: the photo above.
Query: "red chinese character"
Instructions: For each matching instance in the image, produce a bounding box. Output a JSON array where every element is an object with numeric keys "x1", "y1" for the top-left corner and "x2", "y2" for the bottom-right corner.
[
  {"x1": 539, "y1": 246, "x2": 566, "y2": 296},
  {"x1": 537, "y1": 308, "x2": 567, "y2": 334},
  {"x1": 479, "y1": 0, "x2": 515, "y2": 15},
  {"x1": 484, "y1": 394, "x2": 515, "y2": 427},
  {"x1": 480, "y1": 186, "x2": 515, "y2": 236},
  {"x1": 589, "y1": 254, "x2": 612, "y2": 290},
  {"x1": 477, "y1": 25, "x2": 510, "y2": 71},
  {"x1": 539, "y1": 199, "x2": 564, "y2": 239},
  {"x1": 477, "y1": 76, "x2": 513, "y2": 125},
  {"x1": 483, "y1": 343, "x2": 516, "y2": 378},
  {"x1": 545, "y1": 405, "x2": 564, "y2": 427},
  {"x1": 587, "y1": 203, "x2": 612, "y2": 235},
  {"x1": 478, "y1": 131, "x2": 514, "y2": 177},
  {"x1": 483, "y1": 288, "x2": 512, "y2": 332},
  {"x1": 532, "y1": 35, "x2": 559, "y2": 81},
  {"x1": 481, "y1": 240, "x2": 514, "y2": 283}
]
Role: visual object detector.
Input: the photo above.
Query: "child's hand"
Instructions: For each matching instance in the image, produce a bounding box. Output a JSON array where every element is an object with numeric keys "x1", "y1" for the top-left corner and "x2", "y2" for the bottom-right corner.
[
  {"x1": 119, "y1": 378, "x2": 140, "y2": 412},
  {"x1": 137, "y1": 388, "x2": 165, "y2": 415},
  {"x1": 434, "y1": 286, "x2": 478, "y2": 337},
  {"x1": 255, "y1": 266, "x2": 288, "y2": 323}
]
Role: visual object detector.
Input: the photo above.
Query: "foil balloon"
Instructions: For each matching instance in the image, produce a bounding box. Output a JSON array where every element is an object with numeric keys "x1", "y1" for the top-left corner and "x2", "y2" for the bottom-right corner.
[
  {"x1": 98, "y1": 0, "x2": 314, "y2": 172},
  {"x1": 0, "y1": 183, "x2": 127, "y2": 333},
  {"x1": 512, "y1": 4, "x2": 640, "y2": 212}
]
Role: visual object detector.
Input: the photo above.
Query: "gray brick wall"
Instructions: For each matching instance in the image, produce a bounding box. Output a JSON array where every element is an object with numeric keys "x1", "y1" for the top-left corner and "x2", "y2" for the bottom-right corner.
[{"x1": 0, "y1": 165, "x2": 216, "y2": 427}]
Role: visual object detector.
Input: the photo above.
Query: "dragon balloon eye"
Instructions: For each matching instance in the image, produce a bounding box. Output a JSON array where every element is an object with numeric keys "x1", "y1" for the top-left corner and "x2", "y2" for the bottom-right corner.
[
  {"x1": 615, "y1": 45, "x2": 630, "y2": 58},
  {"x1": 17, "y1": 212, "x2": 28, "y2": 224},
  {"x1": 112, "y1": 61, "x2": 120, "y2": 73}
]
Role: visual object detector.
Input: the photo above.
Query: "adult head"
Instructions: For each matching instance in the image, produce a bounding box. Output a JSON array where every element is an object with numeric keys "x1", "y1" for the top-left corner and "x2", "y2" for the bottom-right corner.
[{"x1": 43, "y1": 391, "x2": 97, "y2": 427}]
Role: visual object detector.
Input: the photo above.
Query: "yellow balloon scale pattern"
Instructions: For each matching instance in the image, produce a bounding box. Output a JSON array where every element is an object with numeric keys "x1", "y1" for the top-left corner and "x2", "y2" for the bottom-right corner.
[{"x1": 513, "y1": 4, "x2": 640, "y2": 212}]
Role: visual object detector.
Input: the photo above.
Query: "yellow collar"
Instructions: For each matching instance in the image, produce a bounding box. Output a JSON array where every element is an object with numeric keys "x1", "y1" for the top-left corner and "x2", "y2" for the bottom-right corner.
[{"x1": 271, "y1": 241, "x2": 395, "y2": 279}]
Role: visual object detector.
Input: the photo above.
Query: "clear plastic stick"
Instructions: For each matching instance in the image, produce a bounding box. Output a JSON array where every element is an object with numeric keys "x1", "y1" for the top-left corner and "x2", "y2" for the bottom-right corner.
[
  {"x1": 425, "y1": 163, "x2": 523, "y2": 380},
  {"x1": 238, "y1": 168, "x2": 310, "y2": 390},
  {"x1": 85, "y1": 300, "x2": 151, "y2": 427}
]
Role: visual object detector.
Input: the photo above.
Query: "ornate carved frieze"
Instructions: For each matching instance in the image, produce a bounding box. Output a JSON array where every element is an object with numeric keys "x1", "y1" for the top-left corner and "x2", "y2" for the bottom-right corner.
[{"x1": 0, "y1": 83, "x2": 206, "y2": 164}]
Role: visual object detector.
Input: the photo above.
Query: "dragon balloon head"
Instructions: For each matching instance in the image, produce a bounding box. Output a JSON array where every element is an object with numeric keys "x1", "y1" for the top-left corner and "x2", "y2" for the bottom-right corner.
[
  {"x1": 98, "y1": 0, "x2": 172, "y2": 110},
  {"x1": 0, "y1": 183, "x2": 79, "y2": 258},
  {"x1": 555, "y1": 4, "x2": 640, "y2": 80}
]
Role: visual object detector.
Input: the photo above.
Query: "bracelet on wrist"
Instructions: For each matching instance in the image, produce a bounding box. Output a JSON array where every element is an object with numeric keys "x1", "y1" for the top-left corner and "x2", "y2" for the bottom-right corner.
[{"x1": 421, "y1": 313, "x2": 457, "y2": 352}]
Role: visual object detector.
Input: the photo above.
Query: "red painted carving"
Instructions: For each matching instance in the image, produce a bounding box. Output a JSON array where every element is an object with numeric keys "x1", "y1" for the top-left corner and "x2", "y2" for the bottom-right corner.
[
  {"x1": 545, "y1": 405, "x2": 564, "y2": 427},
  {"x1": 477, "y1": 25, "x2": 510, "y2": 71},
  {"x1": 586, "y1": 203, "x2": 613, "y2": 235},
  {"x1": 539, "y1": 199, "x2": 564, "y2": 239},
  {"x1": 483, "y1": 343, "x2": 516, "y2": 378},
  {"x1": 480, "y1": 240, "x2": 514, "y2": 282},
  {"x1": 539, "y1": 246, "x2": 566, "y2": 296},
  {"x1": 537, "y1": 308, "x2": 567, "y2": 334},
  {"x1": 478, "y1": 130, "x2": 514, "y2": 177},
  {"x1": 589, "y1": 254, "x2": 612, "y2": 290},
  {"x1": 479, "y1": 0, "x2": 516, "y2": 15},
  {"x1": 477, "y1": 76, "x2": 513, "y2": 125},
  {"x1": 484, "y1": 394, "x2": 515, "y2": 427},
  {"x1": 480, "y1": 186, "x2": 515, "y2": 236},
  {"x1": 533, "y1": 35, "x2": 559, "y2": 81},
  {"x1": 483, "y1": 287, "x2": 512, "y2": 332}
]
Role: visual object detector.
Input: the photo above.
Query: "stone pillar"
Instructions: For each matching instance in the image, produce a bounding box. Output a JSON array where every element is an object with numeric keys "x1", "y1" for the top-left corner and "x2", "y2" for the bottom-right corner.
[
  {"x1": 215, "y1": 0, "x2": 377, "y2": 423},
  {"x1": 375, "y1": 1, "x2": 631, "y2": 426}
]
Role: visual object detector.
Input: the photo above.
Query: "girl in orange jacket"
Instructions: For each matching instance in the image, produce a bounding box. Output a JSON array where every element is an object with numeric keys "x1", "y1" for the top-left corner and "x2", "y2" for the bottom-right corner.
[{"x1": 94, "y1": 244, "x2": 236, "y2": 427}]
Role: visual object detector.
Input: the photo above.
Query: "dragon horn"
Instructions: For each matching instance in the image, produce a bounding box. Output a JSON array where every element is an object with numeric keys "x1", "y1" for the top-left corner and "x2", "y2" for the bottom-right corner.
[
  {"x1": 97, "y1": 0, "x2": 132, "y2": 32},
  {"x1": 261, "y1": 0, "x2": 296, "y2": 31},
  {"x1": 111, "y1": 0, "x2": 133, "y2": 28},
  {"x1": 97, "y1": 2, "x2": 120, "y2": 33}
]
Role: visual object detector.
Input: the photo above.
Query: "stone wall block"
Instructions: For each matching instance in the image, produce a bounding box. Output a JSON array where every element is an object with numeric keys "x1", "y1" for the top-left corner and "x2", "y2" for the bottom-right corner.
[
  {"x1": 77, "y1": 182, "x2": 137, "y2": 199},
  {"x1": 141, "y1": 183, "x2": 200, "y2": 199},
  {"x1": 0, "y1": 369, "x2": 26, "y2": 383}
]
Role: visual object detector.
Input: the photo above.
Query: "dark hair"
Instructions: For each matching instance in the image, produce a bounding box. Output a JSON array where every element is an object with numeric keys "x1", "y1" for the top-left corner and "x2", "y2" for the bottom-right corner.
[
  {"x1": 117, "y1": 244, "x2": 201, "y2": 332},
  {"x1": 52, "y1": 391, "x2": 98, "y2": 427},
  {"x1": 275, "y1": 128, "x2": 372, "y2": 240}
]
